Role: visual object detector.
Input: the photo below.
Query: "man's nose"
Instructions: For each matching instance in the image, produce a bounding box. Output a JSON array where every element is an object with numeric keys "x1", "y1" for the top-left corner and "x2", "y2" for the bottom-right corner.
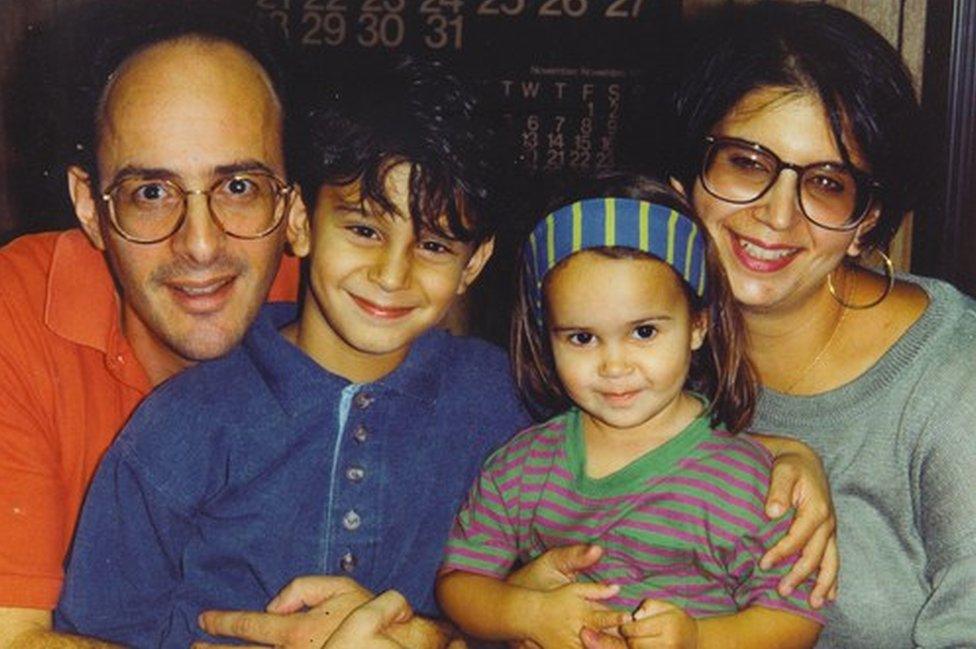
[{"x1": 170, "y1": 192, "x2": 225, "y2": 265}]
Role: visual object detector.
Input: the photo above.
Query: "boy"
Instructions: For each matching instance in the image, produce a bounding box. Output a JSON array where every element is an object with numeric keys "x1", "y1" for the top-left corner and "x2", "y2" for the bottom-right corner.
[{"x1": 55, "y1": 57, "x2": 528, "y2": 647}]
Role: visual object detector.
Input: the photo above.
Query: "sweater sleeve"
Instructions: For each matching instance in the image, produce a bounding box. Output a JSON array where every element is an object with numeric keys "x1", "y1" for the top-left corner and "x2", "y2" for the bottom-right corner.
[
  {"x1": 911, "y1": 366, "x2": 976, "y2": 648},
  {"x1": 54, "y1": 441, "x2": 194, "y2": 647}
]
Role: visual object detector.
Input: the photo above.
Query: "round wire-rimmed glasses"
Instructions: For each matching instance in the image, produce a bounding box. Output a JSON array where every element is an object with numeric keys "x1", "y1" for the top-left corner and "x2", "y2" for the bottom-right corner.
[
  {"x1": 99, "y1": 171, "x2": 295, "y2": 244},
  {"x1": 699, "y1": 136, "x2": 881, "y2": 231}
]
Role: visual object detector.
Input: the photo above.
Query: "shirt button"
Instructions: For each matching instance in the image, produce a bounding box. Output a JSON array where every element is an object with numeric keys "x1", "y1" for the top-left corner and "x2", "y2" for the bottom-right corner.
[
  {"x1": 352, "y1": 425, "x2": 369, "y2": 443},
  {"x1": 354, "y1": 392, "x2": 374, "y2": 410},
  {"x1": 340, "y1": 551, "x2": 357, "y2": 573},
  {"x1": 342, "y1": 510, "x2": 362, "y2": 531},
  {"x1": 346, "y1": 466, "x2": 365, "y2": 483}
]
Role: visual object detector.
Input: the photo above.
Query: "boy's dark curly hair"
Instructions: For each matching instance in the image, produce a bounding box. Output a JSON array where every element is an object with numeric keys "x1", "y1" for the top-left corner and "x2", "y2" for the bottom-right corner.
[{"x1": 288, "y1": 56, "x2": 499, "y2": 244}]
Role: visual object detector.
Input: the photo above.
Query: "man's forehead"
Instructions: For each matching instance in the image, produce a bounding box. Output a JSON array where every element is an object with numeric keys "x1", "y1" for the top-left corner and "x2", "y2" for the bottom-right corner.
[
  {"x1": 104, "y1": 36, "x2": 279, "y2": 107},
  {"x1": 96, "y1": 37, "x2": 284, "y2": 182}
]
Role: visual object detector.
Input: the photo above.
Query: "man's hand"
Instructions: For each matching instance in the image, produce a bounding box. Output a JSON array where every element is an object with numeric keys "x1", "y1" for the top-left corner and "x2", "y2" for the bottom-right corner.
[
  {"x1": 752, "y1": 434, "x2": 838, "y2": 608},
  {"x1": 324, "y1": 589, "x2": 413, "y2": 648},
  {"x1": 194, "y1": 576, "x2": 373, "y2": 648},
  {"x1": 506, "y1": 544, "x2": 604, "y2": 590}
]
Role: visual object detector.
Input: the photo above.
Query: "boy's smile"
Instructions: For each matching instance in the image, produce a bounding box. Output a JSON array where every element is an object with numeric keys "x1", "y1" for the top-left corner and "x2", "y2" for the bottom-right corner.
[{"x1": 288, "y1": 163, "x2": 493, "y2": 383}]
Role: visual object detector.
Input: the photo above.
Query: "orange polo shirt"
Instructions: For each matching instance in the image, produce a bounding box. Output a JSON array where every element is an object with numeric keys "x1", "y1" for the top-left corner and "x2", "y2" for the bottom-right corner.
[{"x1": 0, "y1": 229, "x2": 299, "y2": 608}]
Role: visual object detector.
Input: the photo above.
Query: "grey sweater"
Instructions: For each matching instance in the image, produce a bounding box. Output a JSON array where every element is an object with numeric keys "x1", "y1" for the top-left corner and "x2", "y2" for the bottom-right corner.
[{"x1": 752, "y1": 276, "x2": 976, "y2": 649}]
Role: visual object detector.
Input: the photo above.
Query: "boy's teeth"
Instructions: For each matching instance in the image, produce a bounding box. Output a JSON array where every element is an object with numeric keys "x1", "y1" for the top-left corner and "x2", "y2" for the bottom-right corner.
[{"x1": 739, "y1": 238, "x2": 793, "y2": 260}]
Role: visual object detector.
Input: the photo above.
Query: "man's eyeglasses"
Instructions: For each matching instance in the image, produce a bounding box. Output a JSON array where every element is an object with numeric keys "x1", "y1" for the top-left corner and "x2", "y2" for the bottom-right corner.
[
  {"x1": 699, "y1": 136, "x2": 880, "y2": 231},
  {"x1": 99, "y1": 172, "x2": 295, "y2": 244}
]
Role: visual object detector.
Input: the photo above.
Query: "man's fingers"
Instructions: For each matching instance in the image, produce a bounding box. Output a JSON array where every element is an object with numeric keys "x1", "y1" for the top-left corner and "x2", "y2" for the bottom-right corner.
[
  {"x1": 808, "y1": 536, "x2": 840, "y2": 608},
  {"x1": 320, "y1": 591, "x2": 413, "y2": 649},
  {"x1": 357, "y1": 590, "x2": 413, "y2": 626},
  {"x1": 192, "y1": 644, "x2": 264, "y2": 649},
  {"x1": 198, "y1": 610, "x2": 288, "y2": 643},
  {"x1": 267, "y1": 575, "x2": 362, "y2": 613}
]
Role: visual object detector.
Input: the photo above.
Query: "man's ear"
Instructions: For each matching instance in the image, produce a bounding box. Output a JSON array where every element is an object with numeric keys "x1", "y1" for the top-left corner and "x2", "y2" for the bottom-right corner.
[
  {"x1": 456, "y1": 236, "x2": 495, "y2": 295},
  {"x1": 669, "y1": 177, "x2": 688, "y2": 198},
  {"x1": 690, "y1": 309, "x2": 708, "y2": 351},
  {"x1": 285, "y1": 184, "x2": 311, "y2": 259},
  {"x1": 68, "y1": 166, "x2": 106, "y2": 250},
  {"x1": 847, "y1": 203, "x2": 882, "y2": 257}
]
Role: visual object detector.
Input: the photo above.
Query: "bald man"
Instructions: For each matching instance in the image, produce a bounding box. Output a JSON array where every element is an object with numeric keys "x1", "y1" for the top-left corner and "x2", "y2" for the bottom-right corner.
[{"x1": 0, "y1": 7, "x2": 300, "y2": 646}]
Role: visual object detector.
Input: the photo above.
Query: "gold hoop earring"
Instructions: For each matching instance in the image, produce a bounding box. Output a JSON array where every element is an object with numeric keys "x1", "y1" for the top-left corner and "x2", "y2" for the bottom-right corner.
[{"x1": 827, "y1": 248, "x2": 894, "y2": 310}]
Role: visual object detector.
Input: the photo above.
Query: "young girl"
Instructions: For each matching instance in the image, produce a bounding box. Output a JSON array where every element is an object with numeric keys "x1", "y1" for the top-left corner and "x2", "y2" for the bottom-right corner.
[{"x1": 436, "y1": 174, "x2": 824, "y2": 648}]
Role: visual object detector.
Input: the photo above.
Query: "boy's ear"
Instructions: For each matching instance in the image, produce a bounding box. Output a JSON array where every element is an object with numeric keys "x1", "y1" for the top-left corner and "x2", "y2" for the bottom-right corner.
[
  {"x1": 847, "y1": 203, "x2": 882, "y2": 257},
  {"x1": 669, "y1": 177, "x2": 688, "y2": 198},
  {"x1": 690, "y1": 309, "x2": 708, "y2": 351},
  {"x1": 286, "y1": 184, "x2": 311, "y2": 259},
  {"x1": 68, "y1": 166, "x2": 106, "y2": 250},
  {"x1": 456, "y1": 236, "x2": 495, "y2": 295}
]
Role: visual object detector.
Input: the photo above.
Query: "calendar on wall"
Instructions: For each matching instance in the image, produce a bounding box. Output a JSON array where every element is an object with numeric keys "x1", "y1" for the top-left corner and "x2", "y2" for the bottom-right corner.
[{"x1": 255, "y1": 0, "x2": 680, "y2": 176}]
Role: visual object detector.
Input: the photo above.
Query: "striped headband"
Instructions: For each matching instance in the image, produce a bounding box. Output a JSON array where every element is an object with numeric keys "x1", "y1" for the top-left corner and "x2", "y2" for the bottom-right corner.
[{"x1": 523, "y1": 197, "x2": 707, "y2": 328}]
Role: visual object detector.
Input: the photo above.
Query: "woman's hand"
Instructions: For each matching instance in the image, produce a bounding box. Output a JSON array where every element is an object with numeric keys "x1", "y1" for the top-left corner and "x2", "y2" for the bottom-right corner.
[{"x1": 752, "y1": 433, "x2": 838, "y2": 608}]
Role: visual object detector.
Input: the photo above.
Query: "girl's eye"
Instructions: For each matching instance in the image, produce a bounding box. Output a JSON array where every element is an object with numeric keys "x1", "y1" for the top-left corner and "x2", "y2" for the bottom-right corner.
[
  {"x1": 633, "y1": 324, "x2": 657, "y2": 340},
  {"x1": 567, "y1": 332, "x2": 595, "y2": 346}
]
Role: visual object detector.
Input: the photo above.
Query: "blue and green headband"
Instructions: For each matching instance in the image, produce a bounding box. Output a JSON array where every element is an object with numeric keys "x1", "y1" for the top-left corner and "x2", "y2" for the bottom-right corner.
[{"x1": 523, "y1": 197, "x2": 708, "y2": 328}]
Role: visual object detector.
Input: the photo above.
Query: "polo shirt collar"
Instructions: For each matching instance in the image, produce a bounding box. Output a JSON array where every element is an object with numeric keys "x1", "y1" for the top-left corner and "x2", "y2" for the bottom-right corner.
[
  {"x1": 246, "y1": 306, "x2": 444, "y2": 417},
  {"x1": 45, "y1": 229, "x2": 121, "y2": 354}
]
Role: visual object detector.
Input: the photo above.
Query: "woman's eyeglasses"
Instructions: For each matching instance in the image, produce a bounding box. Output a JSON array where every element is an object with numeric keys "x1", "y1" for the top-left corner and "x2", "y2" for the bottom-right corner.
[{"x1": 699, "y1": 136, "x2": 880, "y2": 230}]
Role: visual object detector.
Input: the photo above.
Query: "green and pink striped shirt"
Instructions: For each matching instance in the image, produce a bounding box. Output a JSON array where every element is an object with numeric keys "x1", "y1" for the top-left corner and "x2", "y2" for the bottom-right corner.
[{"x1": 442, "y1": 408, "x2": 822, "y2": 622}]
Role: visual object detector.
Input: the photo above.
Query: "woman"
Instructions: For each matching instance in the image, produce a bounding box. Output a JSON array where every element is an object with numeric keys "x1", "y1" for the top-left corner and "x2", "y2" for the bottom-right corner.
[{"x1": 669, "y1": 3, "x2": 976, "y2": 647}]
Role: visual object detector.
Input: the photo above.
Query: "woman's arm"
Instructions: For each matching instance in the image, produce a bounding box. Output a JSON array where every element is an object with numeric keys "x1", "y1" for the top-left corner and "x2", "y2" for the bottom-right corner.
[
  {"x1": 748, "y1": 433, "x2": 838, "y2": 606},
  {"x1": 910, "y1": 371, "x2": 976, "y2": 648}
]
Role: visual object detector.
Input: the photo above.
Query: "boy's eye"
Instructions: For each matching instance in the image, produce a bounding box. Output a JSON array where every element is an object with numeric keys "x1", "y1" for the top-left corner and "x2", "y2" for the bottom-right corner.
[
  {"x1": 567, "y1": 332, "x2": 595, "y2": 346},
  {"x1": 419, "y1": 239, "x2": 454, "y2": 255},
  {"x1": 348, "y1": 225, "x2": 379, "y2": 240},
  {"x1": 633, "y1": 324, "x2": 657, "y2": 340}
]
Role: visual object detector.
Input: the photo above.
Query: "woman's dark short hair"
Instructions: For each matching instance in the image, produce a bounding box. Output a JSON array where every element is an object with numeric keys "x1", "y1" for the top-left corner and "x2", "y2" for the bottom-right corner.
[
  {"x1": 670, "y1": 1, "x2": 922, "y2": 249},
  {"x1": 288, "y1": 56, "x2": 500, "y2": 244},
  {"x1": 511, "y1": 172, "x2": 757, "y2": 433}
]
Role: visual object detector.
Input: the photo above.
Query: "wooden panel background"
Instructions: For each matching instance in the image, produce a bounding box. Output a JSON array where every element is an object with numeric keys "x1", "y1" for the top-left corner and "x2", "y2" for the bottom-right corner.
[{"x1": 0, "y1": 0, "x2": 929, "y2": 271}]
